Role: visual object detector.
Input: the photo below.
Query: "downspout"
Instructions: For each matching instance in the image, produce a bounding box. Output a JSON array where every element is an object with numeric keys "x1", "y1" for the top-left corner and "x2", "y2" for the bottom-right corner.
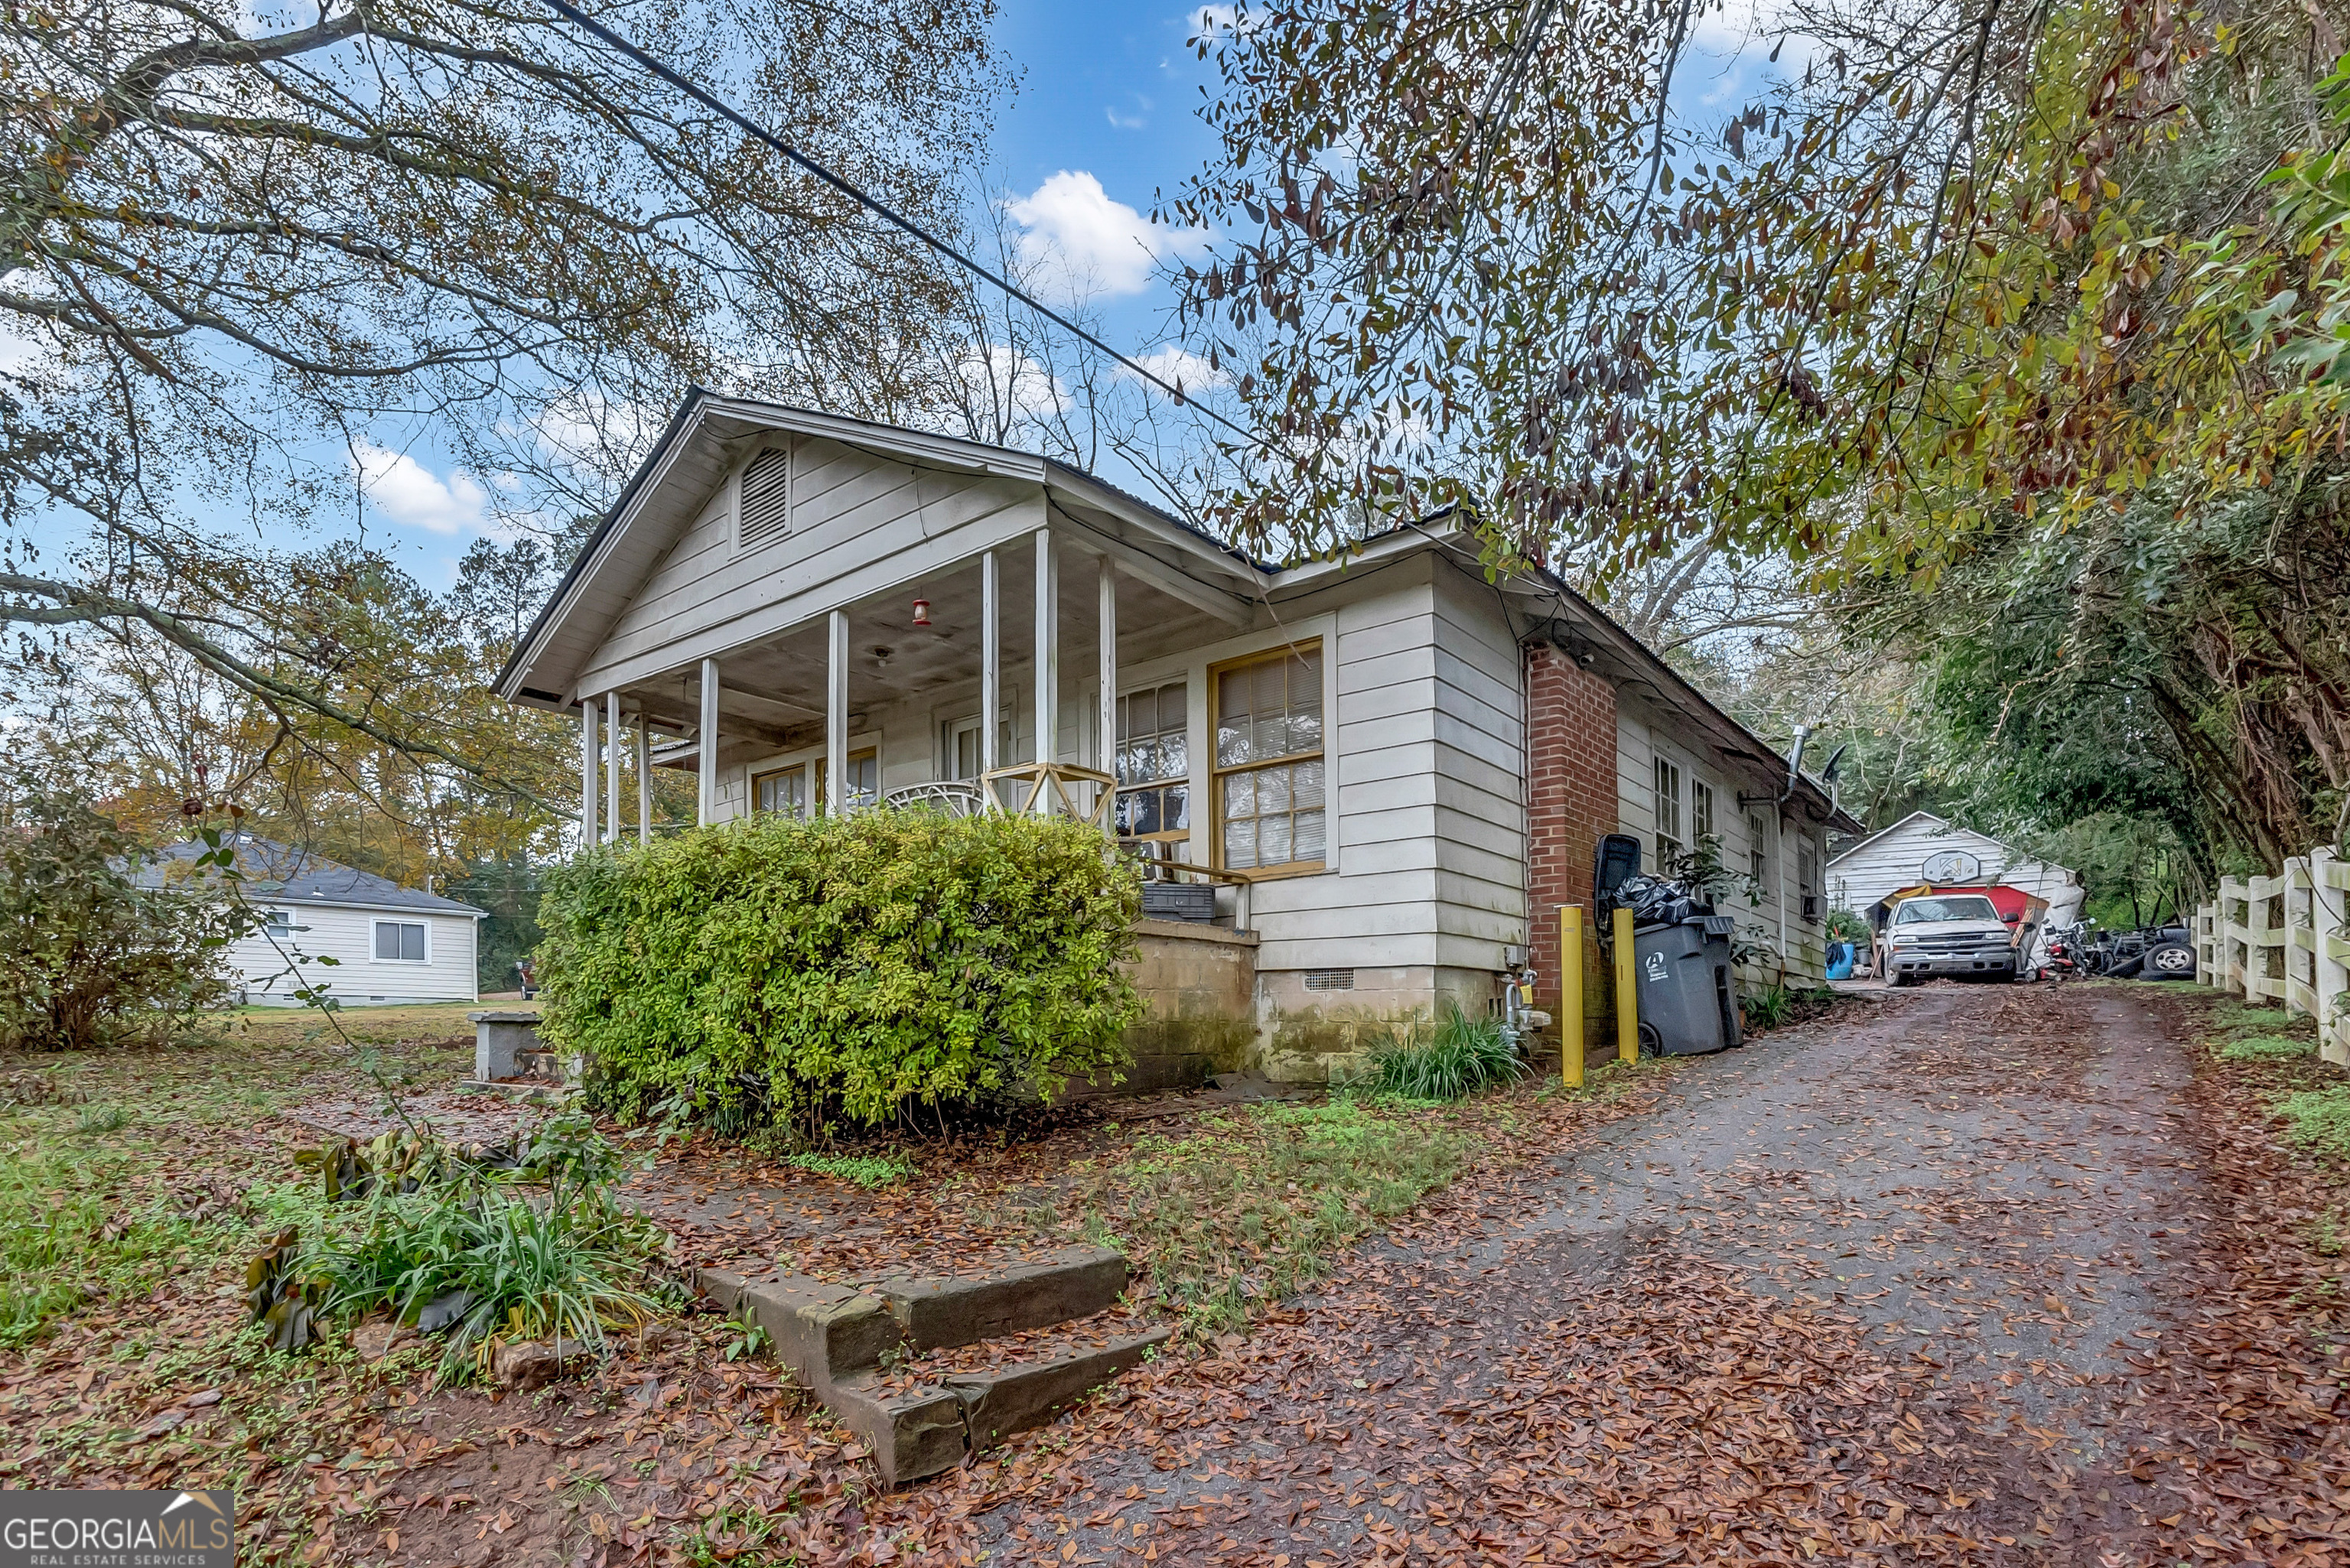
[{"x1": 1774, "y1": 725, "x2": 1811, "y2": 977}]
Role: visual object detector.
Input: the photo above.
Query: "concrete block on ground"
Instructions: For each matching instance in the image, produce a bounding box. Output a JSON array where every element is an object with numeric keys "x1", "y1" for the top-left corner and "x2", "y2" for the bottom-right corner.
[
  {"x1": 468, "y1": 1010, "x2": 540, "y2": 1081},
  {"x1": 946, "y1": 1327, "x2": 1171, "y2": 1446},
  {"x1": 828, "y1": 1378, "x2": 972, "y2": 1487},
  {"x1": 697, "y1": 1268, "x2": 906, "y2": 1385},
  {"x1": 875, "y1": 1244, "x2": 1129, "y2": 1352}
]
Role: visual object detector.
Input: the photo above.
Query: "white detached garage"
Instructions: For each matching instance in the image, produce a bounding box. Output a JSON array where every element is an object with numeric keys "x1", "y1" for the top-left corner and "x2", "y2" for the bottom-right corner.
[{"x1": 141, "y1": 837, "x2": 483, "y2": 1007}]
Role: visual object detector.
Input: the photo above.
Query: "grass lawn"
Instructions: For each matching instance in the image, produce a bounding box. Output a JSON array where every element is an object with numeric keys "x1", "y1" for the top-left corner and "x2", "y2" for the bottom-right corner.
[{"x1": 0, "y1": 1013, "x2": 1690, "y2": 1565}]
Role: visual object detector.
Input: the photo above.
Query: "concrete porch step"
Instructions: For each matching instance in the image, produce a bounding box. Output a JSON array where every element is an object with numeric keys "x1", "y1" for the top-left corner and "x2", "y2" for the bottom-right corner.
[
  {"x1": 831, "y1": 1323, "x2": 1172, "y2": 1485},
  {"x1": 697, "y1": 1243, "x2": 1161, "y2": 1485}
]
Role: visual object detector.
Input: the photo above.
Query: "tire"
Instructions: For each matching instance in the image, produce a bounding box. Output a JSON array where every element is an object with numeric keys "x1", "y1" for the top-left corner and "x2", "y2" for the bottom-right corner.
[{"x1": 2143, "y1": 942, "x2": 2197, "y2": 981}]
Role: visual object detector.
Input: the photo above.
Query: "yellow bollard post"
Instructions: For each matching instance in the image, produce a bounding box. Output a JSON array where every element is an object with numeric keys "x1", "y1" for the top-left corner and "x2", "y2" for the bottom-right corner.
[
  {"x1": 1560, "y1": 905, "x2": 1584, "y2": 1088},
  {"x1": 1613, "y1": 905, "x2": 1639, "y2": 1065}
]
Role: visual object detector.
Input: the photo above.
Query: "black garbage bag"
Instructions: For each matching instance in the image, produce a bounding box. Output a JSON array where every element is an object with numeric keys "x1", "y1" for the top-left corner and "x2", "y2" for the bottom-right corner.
[{"x1": 1605, "y1": 873, "x2": 1702, "y2": 930}]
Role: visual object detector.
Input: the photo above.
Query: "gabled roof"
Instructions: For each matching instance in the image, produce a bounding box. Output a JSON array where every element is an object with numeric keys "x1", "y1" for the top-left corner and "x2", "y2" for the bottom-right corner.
[
  {"x1": 1825, "y1": 808, "x2": 2059, "y2": 872},
  {"x1": 498, "y1": 391, "x2": 1860, "y2": 833},
  {"x1": 135, "y1": 838, "x2": 483, "y2": 918},
  {"x1": 493, "y1": 390, "x2": 1270, "y2": 710}
]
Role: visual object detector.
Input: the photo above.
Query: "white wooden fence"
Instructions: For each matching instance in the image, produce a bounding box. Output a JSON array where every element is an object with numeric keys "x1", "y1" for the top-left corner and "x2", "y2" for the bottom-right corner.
[{"x1": 2194, "y1": 848, "x2": 2350, "y2": 1065}]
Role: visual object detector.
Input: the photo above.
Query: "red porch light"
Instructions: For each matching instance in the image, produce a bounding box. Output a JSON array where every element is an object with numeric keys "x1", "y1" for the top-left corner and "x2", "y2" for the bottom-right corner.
[{"x1": 912, "y1": 597, "x2": 931, "y2": 626}]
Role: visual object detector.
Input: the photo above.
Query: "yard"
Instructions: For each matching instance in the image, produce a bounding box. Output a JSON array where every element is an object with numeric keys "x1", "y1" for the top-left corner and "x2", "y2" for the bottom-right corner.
[{"x1": 0, "y1": 1002, "x2": 1688, "y2": 1566}]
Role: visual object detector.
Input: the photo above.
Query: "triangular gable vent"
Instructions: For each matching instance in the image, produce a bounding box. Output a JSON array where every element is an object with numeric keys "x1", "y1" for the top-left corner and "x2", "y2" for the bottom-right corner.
[{"x1": 737, "y1": 444, "x2": 792, "y2": 551}]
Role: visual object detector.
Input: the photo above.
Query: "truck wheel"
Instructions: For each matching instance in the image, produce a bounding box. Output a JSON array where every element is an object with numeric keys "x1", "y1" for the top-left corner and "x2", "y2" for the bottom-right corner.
[{"x1": 2143, "y1": 942, "x2": 2196, "y2": 981}]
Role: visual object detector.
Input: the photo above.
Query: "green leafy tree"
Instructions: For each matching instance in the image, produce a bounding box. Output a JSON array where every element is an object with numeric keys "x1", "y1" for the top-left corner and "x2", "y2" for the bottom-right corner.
[{"x1": 0, "y1": 775, "x2": 253, "y2": 1049}]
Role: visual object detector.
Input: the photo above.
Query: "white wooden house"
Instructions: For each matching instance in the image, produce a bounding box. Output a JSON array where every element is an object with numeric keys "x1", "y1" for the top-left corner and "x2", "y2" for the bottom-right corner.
[
  {"x1": 496, "y1": 395, "x2": 1856, "y2": 1079},
  {"x1": 140, "y1": 838, "x2": 483, "y2": 1007},
  {"x1": 1826, "y1": 811, "x2": 2079, "y2": 922}
]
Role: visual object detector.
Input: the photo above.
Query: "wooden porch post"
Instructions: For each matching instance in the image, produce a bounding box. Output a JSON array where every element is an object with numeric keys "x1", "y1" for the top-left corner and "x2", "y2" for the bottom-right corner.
[
  {"x1": 981, "y1": 549, "x2": 1001, "y2": 800},
  {"x1": 1098, "y1": 555, "x2": 1117, "y2": 838},
  {"x1": 578, "y1": 701, "x2": 597, "y2": 854},
  {"x1": 604, "y1": 691, "x2": 622, "y2": 844},
  {"x1": 1033, "y1": 528, "x2": 1056, "y2": 814},
  {"x1": 826, "y1": 608, "x2": 848, "y2": 816},
  {"x1": 697, "y1": 656, "x2": 720, "y2": 827},
  {"x1": 635, "y1": 718, "x2": 650, "y2": 847}
]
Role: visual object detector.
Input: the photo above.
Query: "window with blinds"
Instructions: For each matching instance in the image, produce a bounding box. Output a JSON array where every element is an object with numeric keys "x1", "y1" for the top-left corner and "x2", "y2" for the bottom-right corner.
[
  {"x1": 1115, "y1": 681, "x2": 1190, "y2": 851},
  {"x1": 737, "y1": 444, "x2": 792, "y2": 551},
  {"x1": 1213, "y1": 643, "x2": 1325, "y2": 873}
]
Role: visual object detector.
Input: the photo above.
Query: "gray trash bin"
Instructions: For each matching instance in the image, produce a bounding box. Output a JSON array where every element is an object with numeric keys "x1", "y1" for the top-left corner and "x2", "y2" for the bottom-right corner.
[{"x1": 1631, "y1": 914, "x2": 1743, "y2": 1056}]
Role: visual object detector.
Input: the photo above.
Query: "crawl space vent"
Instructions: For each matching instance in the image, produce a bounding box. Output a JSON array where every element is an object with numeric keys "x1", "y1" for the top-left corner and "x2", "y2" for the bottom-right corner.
[
  {"x1": 1304, "y1": 968, "x2": 1356, "y2": 992},
  {"x1": 737, "y1": 445, "x2": 792, "y2": 550}
]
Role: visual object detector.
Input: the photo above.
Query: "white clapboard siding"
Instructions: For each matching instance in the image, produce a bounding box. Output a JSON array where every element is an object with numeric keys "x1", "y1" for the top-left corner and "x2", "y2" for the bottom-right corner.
[
  {"x1": 231, "y1": 904, "x2": 479, "y2": 1005},
  {"x1": 1825, "y1": 812, "x2": 2072, "y2": 916}
]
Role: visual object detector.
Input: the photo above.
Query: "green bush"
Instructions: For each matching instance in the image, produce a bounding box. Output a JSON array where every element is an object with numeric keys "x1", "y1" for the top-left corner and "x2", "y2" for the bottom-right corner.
[
  {"x1": 1358, "y1": 1001, "x2": 1525, "y2": 1100},
  {"x1": 537, "y1": 810, "x2": 1142, "y2": 1129},
  {"x1": 0, "y1": 774, "x2": 251, "y2": 1051}
]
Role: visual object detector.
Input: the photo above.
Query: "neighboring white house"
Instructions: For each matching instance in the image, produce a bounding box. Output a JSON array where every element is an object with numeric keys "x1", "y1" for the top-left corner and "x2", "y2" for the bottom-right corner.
[
  {"x1": 140, "y1": 838, "x2": 483, "y2": 1007},
  {"x1": 493, "y1": 394, "x2": 1856, "y2": 1078},
  {"x1": 1827, "y1": 811, "x2": 2081, "y2": 928}
]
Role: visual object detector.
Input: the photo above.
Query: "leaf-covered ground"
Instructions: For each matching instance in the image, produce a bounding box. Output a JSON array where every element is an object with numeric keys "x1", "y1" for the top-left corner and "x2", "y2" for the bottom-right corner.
[{"x1": 3, "y1": 982, "x2": 2344, "y2": 1566}]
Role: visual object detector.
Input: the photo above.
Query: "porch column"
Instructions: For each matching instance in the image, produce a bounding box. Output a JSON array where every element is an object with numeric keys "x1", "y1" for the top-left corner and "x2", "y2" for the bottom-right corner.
[
  {"x1": 604, "y1": 690, "x2": 622, "y2": 844},
  {"x1": 578, "y1": 701, "x2": 598, "y2": 854},
  {"x1": 826, "y1": 607, "x2": 848, "y2": 816},
  {"x1": 697, "y1": 656, "x2": 721, "y2": 827},
  {"x1": 981, "y1": 548, "x2": 1001, "y2": 799},
  {"x1": 635, "y1": 718, "x2": 651, "y2": 847},
  {"x1": 1033, "y1": 528, "x2": 1056, "y2": 815},
  {"x1": 1098, "y1": 555, "x2": 1117, "y2": 838}
]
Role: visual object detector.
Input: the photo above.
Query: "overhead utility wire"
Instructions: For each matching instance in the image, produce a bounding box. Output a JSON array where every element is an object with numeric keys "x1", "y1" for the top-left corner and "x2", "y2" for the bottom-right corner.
[{"x1": 540, "y1": 0, "x2": 1269, "y2": 452}]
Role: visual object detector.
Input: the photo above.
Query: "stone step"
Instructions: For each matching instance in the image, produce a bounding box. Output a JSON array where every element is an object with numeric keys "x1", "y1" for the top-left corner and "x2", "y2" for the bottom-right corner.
[
  {"x1": 697, "y1": 1247, "x2": 1160, "y2": 1487},
  {"x1": 830, "y1": 1327, "x2": 1173, "y2": 1486},
  {"x1": 700, "y1": 1244, "x2": 1128, "y2": 1384}
]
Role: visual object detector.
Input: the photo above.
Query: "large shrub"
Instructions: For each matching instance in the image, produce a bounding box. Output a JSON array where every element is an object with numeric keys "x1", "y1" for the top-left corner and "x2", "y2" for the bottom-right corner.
[
  {"x1": 0, "y1": 776, "x2": 247, "y2": 1051},
  {"x1": 536, "y1": 810, "x2": 1143, "y2": 1128}
]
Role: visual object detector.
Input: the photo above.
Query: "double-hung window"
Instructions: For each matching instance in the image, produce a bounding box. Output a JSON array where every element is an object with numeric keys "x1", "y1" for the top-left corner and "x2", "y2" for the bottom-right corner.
[
  {"x1": 1653, "y1": 756, "x2": 1684, "y2": 863},
  {"x1": 753, "y1": 764, "x2": 809, "y2": 818},
  {"x1": 1691, "y1": 779, "x2": 1715, "y2": 847},
  {"x1": 374, "y1": 920, "x2": 427, "y2": 963},
  {"x1": 1115, "y1": 681, "x2": 1190, "y2": 855},
  {"x1": 1213, "y1": 644, "x2": 1325, "y2": 875},
  {"x1": 1746, "y1": 811, "x2": 1769, "y2": 886}
]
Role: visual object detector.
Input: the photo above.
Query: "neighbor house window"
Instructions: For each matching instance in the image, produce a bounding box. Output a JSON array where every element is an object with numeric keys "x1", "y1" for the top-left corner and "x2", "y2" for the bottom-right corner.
[
  {"x1": 1116, "y1": 681, "x2": 1190, "y2": 854},
  {"x1": 1213, "y1": 644, "x2": 1325, "y2": 873},
  {"x1": 264, "y1": 909, "x2": 292, "y2": 939},
  {"x1": 753, "y1": 763, "x2": 809, "y2": 818},
  {"x1": 1746, "y1": 811, "x2": 1769, "y2": 886},
  {"x1": 373, "y1": 921, "x2": 427, "y2": 963},
  {"x1": 1653, "y1": 756, "x2": 1683, "y2": 862},
  {"x1": 1691, "y1": 779, "x2": 1715, "y2": 846}
]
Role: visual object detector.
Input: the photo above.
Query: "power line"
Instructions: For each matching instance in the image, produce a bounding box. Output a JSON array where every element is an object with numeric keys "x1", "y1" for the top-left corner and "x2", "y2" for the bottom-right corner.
[{"x1": 539, "y1": 0, "x2": 1268, "y2": 451}]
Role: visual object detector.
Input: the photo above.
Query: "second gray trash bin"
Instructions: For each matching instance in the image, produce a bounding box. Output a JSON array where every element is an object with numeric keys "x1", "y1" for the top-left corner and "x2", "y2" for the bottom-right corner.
[{"x1": 1631, "y1": 914, "x2": 1743, "y2": 1056}]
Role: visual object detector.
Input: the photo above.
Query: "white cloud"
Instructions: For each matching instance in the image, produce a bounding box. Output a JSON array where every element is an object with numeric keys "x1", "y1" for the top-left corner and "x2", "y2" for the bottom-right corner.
[
  {"x1": 1120, "y1": 345, "x2": 1229, "y2": 397},
  {"x1": 1689, "y1": 0, "x2": 1815, "y2": 68},
  {"x1": 1107, "y1": 106, "x2": 1146, "y2": 130},
  {"x1": 956, "y1": 343, "x2": 1068, "y2": 428},
  {"x1": 1187, "y1": 3, "x2": 1255, "y2": 41},
  {"x1": 350, "y1": 440, "x2": 487, "y2": 535},
  {"x1": 1003, "y1": 171, "x2": 1212, "y2": 300}
]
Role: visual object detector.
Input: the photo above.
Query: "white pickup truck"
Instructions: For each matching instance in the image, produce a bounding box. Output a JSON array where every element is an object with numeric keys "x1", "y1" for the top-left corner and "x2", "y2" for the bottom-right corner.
[{"x1": 1876, "y1": 893, "x2": 2020, "y2": 985}]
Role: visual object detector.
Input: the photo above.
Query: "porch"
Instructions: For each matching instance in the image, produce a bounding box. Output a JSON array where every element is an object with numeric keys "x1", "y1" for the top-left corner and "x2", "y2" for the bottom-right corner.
[{"x1": 568, "y1": 516, "x2": 1326, "y2": 935}]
